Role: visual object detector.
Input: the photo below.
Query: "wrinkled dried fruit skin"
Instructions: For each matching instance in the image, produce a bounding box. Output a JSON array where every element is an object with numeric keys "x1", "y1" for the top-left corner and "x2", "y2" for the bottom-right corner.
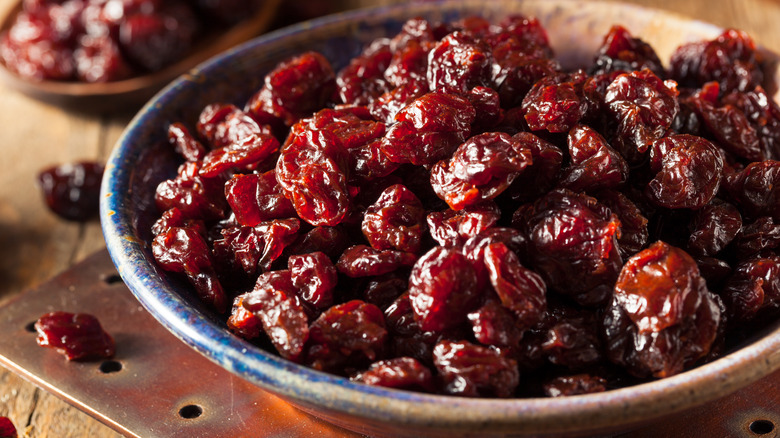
[
  {"x1": 670, "y1": 29, "x2": 763, "y2": 94},
  {"x1": 74, "y1": 33, "x2": 132, "y2": 82},
  {"x1": 604, "y1": 241, "x2": 722, "y2": 378},
  {"x1": 492, "y1": 48, "x2": 559, "y2": 109},
  {"x1": 199, "y1": 125, "x2": 280, "y2": 178},
  {"x1": 595, "y1": 189, "x2": 648, "y2": 259},
  {"x1": 155, "y1": 161, "x2": 227, "y2": 221},
  {"x1": 352, "y1": 357, "x2": 435, "y2": 392},
  {"x1": 694, "y1": 255, "x2": 733, "y2": 292},
  {"x1": 168, "y1": 122, "x2": 207, "y2": 162},
  {"x1": 385, "y1": 18, "x2": 436, "y2": 87},
  {"x1": 522, "y1": 72, "x2": 586, "y2": 133},
  {"x1": 559, "y1": 124, "x2": 629, "y2": 192},
  {"x1": 483, "y1": 242, "x2": 546, "y2": 330},
  {"x1": 426, "y1": 31, "x2": 494, "y2": 94},
  {"x1": 362, "y1": 272, "x2": 408, "y2": 310},
  {"x1": 722, "y1": 86, "x2": 780, "y2": 160},
  {"x1": 433, "y1": 340, "x2": 519, "y2": 397},
  {"x1": 492, "y1": 15, "x2": 553, "y2": 60},
  {"x1": 467, "y1": 299, "x2": 523, "y2": 349},
  {"x1": 462, "y1": 227, "x2": 529, "y2": 282},
  {"x1": 720, "y1": 254, "x2": 780, "y2": 325},
  {"x1": 369, "y1": 80, "x2": 428, "y2": 124},
  {"x1": 467, "y1": 86, "x2": 503, "y2": 132},
  {"x1": 307, "y1": 300, "x2": 387, "y2": 373},
  {"x1": 337, "y1": 245, "x2": 417, "y2": 278},
  {"x1": 242, "y1": 270, "x2": 309, "y2": 361},
  {"x1": 606, "y1": 69, "x2": 679, "y2": 162},
  {"x1": 589, "y1": 25, "x2": 664, "y2": 77},
  {"x1": 35, "y1": 311, "x2": 115, "y2": 361},
  {"x1": 647, "y1": 134, "x2": 724, "y2": 209},
  {"x1": 381, "y1": 92, "x2": 476, "y2": 165},
  {"x1": 246, "y1": 51, "x2": 336, "y2": 127},
  {"x1": 227, "y1": 293, "x2": 263, "y2": 340},
  {"x1": 409, "y1": 247, "x2": 481, "y2": 332},
  {"x1": 151, "y1": 207, "x2": 206, "y2": 237},
  {"x1": 689, "y1": 84, "x2": 764, "y2": 162},
  {"x1": 276, "y1": 113, "x2": 352, "y2": 226},
  {"x1": 431, "y1": 132, "x2": 533, "y2": 210},
  {"x1": 539, "y1": 300, "x2": 605, "y2": 369},
  {"x1": 337, "y1": 38, "x2": 392, "y2": 106},
  {"x1": 427, "y1": 202, "x2": 501, "y2": 247},
  {"x1": 687, "y1": 199, "x2": 742, "y2": 256},
  {"x1": 725, "y1": 160, "x2": 780, "y2": 219},
  {"x1": 225, "y1": 171, "x2": 296, "y2": 226},
  {"x1": 734, "y1": 217, "x2": 780, "y2": 259},
  {"x1": 288, "y1": 252, "x2": 337, "y2": 309},
  {"x1": 38, "y1": 161, "x2": 104, "y2": 221},
  {"x1": 543, "y1": 374, "x2": 607, "y2": 397},
  {"x1": 152, "y1": 226, "x2": 227, "y2": 313},
  {"x1": 502, "y1": 132, "x2": 563, "y2": 203},
  {"x1": 362, "y1": 184, "x2": 426, "y2": 253},
  {"x1": 0, "y1": 11, "x2": 76, "y2": 81},
  {"x1": 520, "y1": 189, "x2": 622, "y2": 307},
  {"x1": 285, "y1": 226, "x2": 352, "y2": 261},
  {"x1": 213, "y1": 218, "x2": 300, "y2": 277}
]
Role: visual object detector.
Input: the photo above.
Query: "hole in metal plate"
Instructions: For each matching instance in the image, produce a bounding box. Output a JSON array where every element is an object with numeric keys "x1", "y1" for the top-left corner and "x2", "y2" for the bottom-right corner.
[
  {"x1": 24, "y1": 321, "x2": 36, "y2": 333},
  {"x1": 749, "y1": 419, "x2": 775, "y2": 435},
  {"x1": 99, "y1": 360, "x2": 123, "y2": 374},
  {"x1": 178, "y1": 404, "x2": 203, "y2": 419},
  {"x1": 101, "y1": 273, "x2": 123, "y2": 285}
]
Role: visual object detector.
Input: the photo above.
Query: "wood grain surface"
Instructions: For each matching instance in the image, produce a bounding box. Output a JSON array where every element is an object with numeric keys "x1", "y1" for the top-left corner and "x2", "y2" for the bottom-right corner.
[{"x1": 0, "y1": 0, "x2": 778, "y2": 436}]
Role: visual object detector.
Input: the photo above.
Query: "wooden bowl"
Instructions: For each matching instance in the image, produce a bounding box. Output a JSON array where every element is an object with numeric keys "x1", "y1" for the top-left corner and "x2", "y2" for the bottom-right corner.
[
  {"x1": 101, "y1": 1, "x2": 780, "y2": 436},
  {"x1": 0, "y1": 0, "x2": 281, "y2": 112}
]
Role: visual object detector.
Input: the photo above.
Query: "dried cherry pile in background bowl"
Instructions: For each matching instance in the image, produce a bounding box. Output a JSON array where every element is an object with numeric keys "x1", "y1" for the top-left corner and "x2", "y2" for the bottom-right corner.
[
  {"x1": 0, "y1": 0, "x2": 266, "y2": 83},
  {"x1": 101, "y1": 2, "x2": 780, "y2": 436}
]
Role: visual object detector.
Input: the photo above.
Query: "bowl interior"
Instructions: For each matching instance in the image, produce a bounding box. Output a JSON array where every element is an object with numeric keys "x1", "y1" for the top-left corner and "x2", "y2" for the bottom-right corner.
[{"x1": 101, "y1": 1, "x2": 780, "y2": 436}]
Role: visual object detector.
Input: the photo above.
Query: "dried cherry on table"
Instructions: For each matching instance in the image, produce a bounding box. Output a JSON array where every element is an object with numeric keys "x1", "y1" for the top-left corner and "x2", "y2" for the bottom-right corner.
[
  {"x1": 38, "y1": 161, "x2": 104, "y2": 222},
  {"x1": 0, "y1": 416, "x2": 16, "y2": 438},
  {"x1": 35, "y1": 311, "x2": 115, "y2": 361},
  {"x1": 146, "y1": 14, "x2": 780, "y2": 398}
]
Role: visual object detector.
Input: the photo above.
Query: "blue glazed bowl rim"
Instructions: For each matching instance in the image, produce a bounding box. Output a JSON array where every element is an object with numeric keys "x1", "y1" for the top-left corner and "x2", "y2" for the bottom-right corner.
[{"x1": 101, "y1": 0, "x2": 780, "y2": 432}]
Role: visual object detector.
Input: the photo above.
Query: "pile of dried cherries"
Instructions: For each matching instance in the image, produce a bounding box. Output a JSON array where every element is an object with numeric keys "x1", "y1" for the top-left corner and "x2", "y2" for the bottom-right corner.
[{"x1": 150, "y1": 15, "x2": 780, "y2": 398}]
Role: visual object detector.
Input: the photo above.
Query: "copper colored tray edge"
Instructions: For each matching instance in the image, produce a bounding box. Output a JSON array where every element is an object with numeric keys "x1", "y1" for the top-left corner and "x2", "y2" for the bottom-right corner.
[{"x1": 0, "y1": 249, "x2": 359, "y2": 438}]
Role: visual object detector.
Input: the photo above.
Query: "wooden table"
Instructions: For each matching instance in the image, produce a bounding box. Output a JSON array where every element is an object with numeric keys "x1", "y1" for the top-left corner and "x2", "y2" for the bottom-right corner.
[{"x1": 0, "y1": 0, "x2": 779, "y2": 436}]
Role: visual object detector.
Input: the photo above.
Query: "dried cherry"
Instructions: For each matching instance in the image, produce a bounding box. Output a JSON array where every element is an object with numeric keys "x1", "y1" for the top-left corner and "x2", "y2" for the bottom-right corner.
[
  {"x1": 242, "y1": 270, "x2": 309, "y2": 361},
  {"x1": 408, "y1": 247, "x2": 481, "y2": 332},
  {"x1": 38, "y1": 161, "x2": 104, "y2": 221},
  {"x1": 381, "y1": 92, "x2": 475, "y2": 165},
  {"x1": 432, "y1": 339, "x2": 519, "y2": 397},
  {"x1": 352, "y1": 357, "x2": 434, "y2": 392},
  {"x1": 35, "y1": 311, "x2": 115, "y2": 361},
  {"x1": 362, "y1": 184, "x2": 426, "y2": 253},
  {"x1": 519, "y1": 189, "x2": 622, "y2": 307},
  {"x1": 543, "y1": 374, "x2": 607, "y2": 397},
  {"x1": 430, "y1": 132, "x2": 533, "y2": 210},
  {"x1": 604, "y1": 241, "x2": 722, "y2": 378}
]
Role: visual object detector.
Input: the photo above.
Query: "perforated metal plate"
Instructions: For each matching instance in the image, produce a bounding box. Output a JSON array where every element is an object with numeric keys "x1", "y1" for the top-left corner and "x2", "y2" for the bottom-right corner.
[
  {"x1": 0, "y1": 249, "x2": 360, "y2": 438},
  {"x1": 0, "y1": 250, "x2": 777, "y2": 437}
]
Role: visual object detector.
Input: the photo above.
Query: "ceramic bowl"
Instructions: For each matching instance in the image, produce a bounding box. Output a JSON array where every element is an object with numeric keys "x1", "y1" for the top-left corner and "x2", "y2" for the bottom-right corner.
[{"x1": 100, "y1": 1, "x2": 780, "y2": 436}]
